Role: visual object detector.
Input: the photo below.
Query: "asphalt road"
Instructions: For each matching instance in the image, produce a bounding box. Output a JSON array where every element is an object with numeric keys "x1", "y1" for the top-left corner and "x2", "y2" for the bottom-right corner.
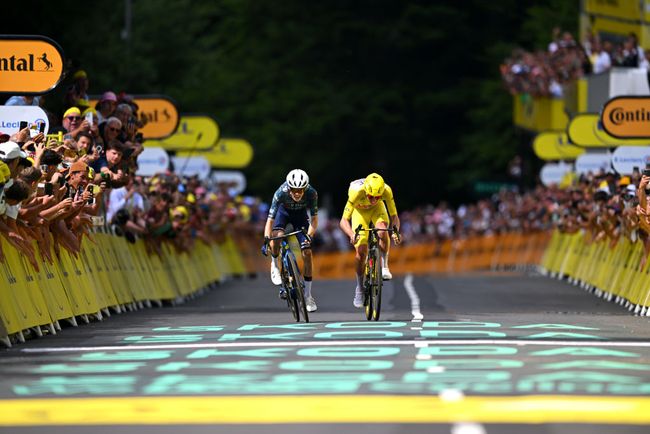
[{"x1": 2, "y1": 270, "x2": 650, "y2": 434}]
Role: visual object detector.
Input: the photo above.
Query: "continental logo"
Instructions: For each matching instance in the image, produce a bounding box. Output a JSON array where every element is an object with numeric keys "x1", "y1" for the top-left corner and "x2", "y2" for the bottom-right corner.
[
  {"x1": 601, "y1": 97, "x2": 650, "y2": 139},
  {"x1": 0, "y1": 35, "x2": 65, "y2": 94},
  {"x1": 88, "y1": 95, "x2": 179, "y2": 140}
]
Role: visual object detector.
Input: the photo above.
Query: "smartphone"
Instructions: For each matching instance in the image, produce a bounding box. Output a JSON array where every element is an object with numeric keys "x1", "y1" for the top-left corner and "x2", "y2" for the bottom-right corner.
[
  {"x1": 39, "y1": 164, "x2": 48, "y2": 173},
  {"x1": 39, "y1": 123, "x2": 46, "y2": 134},
  {"x1": 19, "y1": 121, "x2": 28, "y2": 130},
  {"x1": 44, "y1": 182, "x2": 53, "y2": 196},
  {"x1": 86, "y1": 185, "x2": 95, "y2": 205},
  {"x1": 85, "y1": 112, "x2": 93, "y2": 127},
  {"x1": 643, "y1": 169, "x2": 650, "y2": 177}
]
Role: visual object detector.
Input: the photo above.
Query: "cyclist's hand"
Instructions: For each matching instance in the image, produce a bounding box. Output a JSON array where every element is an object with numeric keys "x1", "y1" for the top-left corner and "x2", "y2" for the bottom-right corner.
[
  {"x1": 392, "y1": 232, "x2": 401, "y2": 245},
  {"x1": 350, "y1": 234, "x2": 357, "y2": 245},
  {"x1": 302, "y1": 232, "x2": 312, "y2": 249},
  {"x1": 261, "y1": 238, "x2": 269, "y2": 256}
]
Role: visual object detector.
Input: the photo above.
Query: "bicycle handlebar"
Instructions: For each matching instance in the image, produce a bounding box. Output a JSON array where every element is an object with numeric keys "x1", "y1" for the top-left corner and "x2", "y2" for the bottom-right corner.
[
  {"x1": 354, "y1": 224, "x2": 401, "y2": 243},
  {"x1": 265, "y1": 228, "x2": 309, "y2": 243}
]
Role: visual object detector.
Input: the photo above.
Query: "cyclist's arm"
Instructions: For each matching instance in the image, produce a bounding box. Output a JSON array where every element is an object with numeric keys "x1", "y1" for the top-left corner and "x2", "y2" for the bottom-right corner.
[
  {"x1": 264, "y1": 217, "x2": 274, "y2": 238},
  {"x1": 340, "y1": 200, "x2": 355, "y2": 241},
  {"x1": 308, "y1": 214, "x2": 318, "y2": 238}
]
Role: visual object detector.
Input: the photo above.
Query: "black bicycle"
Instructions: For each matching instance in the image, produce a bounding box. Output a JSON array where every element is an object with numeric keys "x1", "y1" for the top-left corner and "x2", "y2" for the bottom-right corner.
[
  {"x1": 355, "y1": 223, "x2": 400, "y2": 321},
  {"x1": 263, "y1": 229, "x2": 310, "y2": 323}
]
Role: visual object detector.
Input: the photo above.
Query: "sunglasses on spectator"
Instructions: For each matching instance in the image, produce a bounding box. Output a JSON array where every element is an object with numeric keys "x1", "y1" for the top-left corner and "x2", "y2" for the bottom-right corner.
[
  {"x1": 67, "y1": 116, "x2": 81, "y2": 121},
  {"x1": 107, "y1": 126, "x2": 120, "y2": 132}
]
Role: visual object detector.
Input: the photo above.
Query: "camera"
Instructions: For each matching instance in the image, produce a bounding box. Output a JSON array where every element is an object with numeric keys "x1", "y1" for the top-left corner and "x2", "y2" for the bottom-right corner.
[
  {"x1": 19, "y1": 120, "x2": 28, "y2": 130},
  {"x1": 643, "y1": 169, "x2": 650, "y2": 177},
  {"x1": 44, "y1": 182, "x2": 53, "y2": 196}
]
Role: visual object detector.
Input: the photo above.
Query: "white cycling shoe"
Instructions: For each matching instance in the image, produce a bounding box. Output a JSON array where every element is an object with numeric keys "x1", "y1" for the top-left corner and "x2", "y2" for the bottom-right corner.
[
  {"x1": 382, "y1": 267, "x2": 392, "y2": 281},
  {"x1": 270, "y1": 262, "x2": 282, "y2": 285},
  {"x1": 353, "y1": 288, "x2": 364, "y2": 308},
  {"x1": 306, "y1": 296, "x2": 317, "y2": 312}
]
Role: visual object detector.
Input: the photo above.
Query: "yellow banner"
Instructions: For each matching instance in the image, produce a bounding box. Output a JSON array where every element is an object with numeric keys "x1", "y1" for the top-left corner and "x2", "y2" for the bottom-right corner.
[
  {"x1": 601, "y1": 96, "x2": 650, "y2": 139},
  {"x1": 567, "y1": 113, "x2": 650, "y2": 147},
  {"x1": 143, "y1": 115, "x2": 219, "y2": 151},
  {"x1": 533, "y1": 131, "x2": 584, "y2": 161},
  {"x1": 177, "y1": 138, "x2": 253, "y2": 168},
  {"x1": 88, "y1": 95, "x2": 179, "y2": 140},
  {"x1": 585, "y1": 0, "x2": 643, "y2": 21},
  {"x1": 0, "y1": 36, "x2": 64, "y2": 94}
]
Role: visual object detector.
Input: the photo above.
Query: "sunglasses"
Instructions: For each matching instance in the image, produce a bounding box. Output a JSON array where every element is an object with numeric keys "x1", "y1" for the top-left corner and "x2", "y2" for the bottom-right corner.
[
  {"x1": 290, "y1": 188, "x2": 305, "y2": 194},
  {"x1": 66, "y1": 116, "x2": 81, "y2": 121},
  {"x1": 107, "y1": 126, "x2": 120, "y2": 132},
  {"x1": 368, "y1": 195, "x2": 381, "y2": 200}
]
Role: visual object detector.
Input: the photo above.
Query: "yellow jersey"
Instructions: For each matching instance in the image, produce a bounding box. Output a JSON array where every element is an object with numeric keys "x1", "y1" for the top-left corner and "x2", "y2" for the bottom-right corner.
[{"x1": 342, "y1": 178, "x2": 397, "y2": 220}]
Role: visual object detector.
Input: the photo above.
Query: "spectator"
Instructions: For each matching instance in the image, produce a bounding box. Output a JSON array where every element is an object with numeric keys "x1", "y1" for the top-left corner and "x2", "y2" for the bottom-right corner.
[
  {"x1": 95, "y1": 91, "x2": 118, "y2": 125},
  {"x1": 4, "y1": 95, "x2": 41, "y2": 106}
]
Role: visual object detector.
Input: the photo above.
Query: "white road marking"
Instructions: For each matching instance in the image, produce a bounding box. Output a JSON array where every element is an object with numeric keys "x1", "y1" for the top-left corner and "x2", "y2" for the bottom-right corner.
[
  {"x1": 20, "y1": 338, "x2": 650, "y2": 353},
  {"x1": 451, "y1": 422, "x2": 486, "y2": 434},
  {"x1": 404, "y1": 273, "x2": 423, "y2": 321},
  {"x1": 440, "y1": 389, "x2": 465, "y2": 402}
]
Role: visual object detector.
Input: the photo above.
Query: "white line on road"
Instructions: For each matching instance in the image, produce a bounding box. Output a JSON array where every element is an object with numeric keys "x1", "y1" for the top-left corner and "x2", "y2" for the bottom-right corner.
[
  {"x1": 404, "y1": 273, "x2": 423, "y2": 321},
  {"x1": 21, "y1": 338, "x2": 650, "y2": 353},
  {"x1": 451, "y1": 422, "x2": 486, "y2": 434}
]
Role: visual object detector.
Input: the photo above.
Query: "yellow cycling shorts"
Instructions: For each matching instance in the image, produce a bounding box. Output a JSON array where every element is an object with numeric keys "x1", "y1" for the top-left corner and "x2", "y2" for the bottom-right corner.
[{"x1": 351, "y1": 204, "x2": 389, "y2": 248}]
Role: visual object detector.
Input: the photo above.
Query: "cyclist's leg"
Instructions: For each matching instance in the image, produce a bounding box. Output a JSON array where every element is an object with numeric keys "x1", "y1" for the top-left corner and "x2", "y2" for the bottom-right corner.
[
  {"x1": 371, "y1": 204, "x2": 392, "y2": 279},
  {"x1": 351, "y1": 209, "x2": 371, "y2": 306},
  {"x1": 291, "y1": 211, "x2": 314, "y2": 299},
  {"x1": 270, "y1": 206, "x2": 289, "y2": 287}
]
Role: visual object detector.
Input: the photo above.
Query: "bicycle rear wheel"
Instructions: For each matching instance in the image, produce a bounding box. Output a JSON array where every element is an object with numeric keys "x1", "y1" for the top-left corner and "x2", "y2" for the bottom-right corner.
[
  {"x1": 287, "y1": 252, "x2": 308, "y2": 323},
  {"x1": 371, "y1": 248, "x2": 383, "y2": 321},
  {"x1": 364, "y1": 256, "x2": 374, "y2": 321}
]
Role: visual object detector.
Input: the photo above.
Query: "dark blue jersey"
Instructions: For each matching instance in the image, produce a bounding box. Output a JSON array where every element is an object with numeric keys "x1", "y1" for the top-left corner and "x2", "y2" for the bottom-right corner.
[{"x1": 268, "y1": 182, "x2": 318, "y2": 219}]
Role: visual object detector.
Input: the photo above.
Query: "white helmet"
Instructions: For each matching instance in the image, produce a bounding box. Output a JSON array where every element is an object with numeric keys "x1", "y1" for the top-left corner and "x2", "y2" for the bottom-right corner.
[{"x1": 286, "y1": 169, "x2": 309, "y2": 189}]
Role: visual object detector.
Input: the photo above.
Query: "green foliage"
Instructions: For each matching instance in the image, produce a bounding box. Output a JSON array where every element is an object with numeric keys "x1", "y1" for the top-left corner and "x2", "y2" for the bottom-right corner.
[{"x1": 2, "y1": 0, "x2": 578, "y2": 210}]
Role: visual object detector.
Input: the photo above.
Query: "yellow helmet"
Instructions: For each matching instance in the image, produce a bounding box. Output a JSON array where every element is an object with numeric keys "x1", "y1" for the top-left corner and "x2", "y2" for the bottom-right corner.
[
  {"x1": 0, "y1": 160, "x2": 10, "y2": 184},
  {"x1": 364, "y1": 173, "x2": 385, "y2": 196}
]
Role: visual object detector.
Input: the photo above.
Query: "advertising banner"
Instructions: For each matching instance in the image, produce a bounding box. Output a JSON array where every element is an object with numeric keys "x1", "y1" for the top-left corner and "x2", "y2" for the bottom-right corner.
[
  {"x1": 136, "y1": 147, "x2": 169, "y2": 176},
  {"x1": 540, "y1": 162, "x2": 572, "y2": 187},
  {"x1": 88, "y1": 95, "x2": 179, "y2": 140},
  {"x1": 611, "y1": 146, "x2": 650, "y2": 175},
  {"x1": 0, "y1": 35, "x2": 64, "y2": 94},
  {"x1": 575, "y1": 151, "x2": 612, "y2": 175},
  {"x1": 171, "y1": 156, "x2": 211, "y2": 180},
  {"x1": 0, "y1": 105, "x2": 49, "y2": 135},
  {"x1": 601, "y1": 96, "x2": 650, "y2": 139},
  {"x1": 143, "y1": 115, "x2": 219, "y2": 151},
  {"x1": 567, "y1": 113, "x2": 649, "y2": 147},
  {"x1": 210, "y1": 170, "x2": 247, "y2": 195},
  {"x1": 532, "y1": 131, "x2": 584, "y2": 160},
  {"x1": 177, "y1": 138, "x2": 253, "y2": 168}
]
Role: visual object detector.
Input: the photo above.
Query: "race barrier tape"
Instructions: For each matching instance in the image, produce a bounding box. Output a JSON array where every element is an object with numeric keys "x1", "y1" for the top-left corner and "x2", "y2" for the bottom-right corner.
[{"x1": 0, "y1": 230, "x2": 247, "y2": 347}]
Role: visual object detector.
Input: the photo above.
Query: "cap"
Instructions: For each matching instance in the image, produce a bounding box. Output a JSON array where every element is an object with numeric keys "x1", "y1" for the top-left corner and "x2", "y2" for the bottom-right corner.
[
  {"x1": 68, "y1": 160, "x2": 88, "y2": 175},
  {"x1": 626, "y1": 184, "x2": 637, "y2": 195},
  {"x1": 0, "y1": 141, "x2": 27, "y2": 160},
  {"x1": 618, "y1": 176, "x2": 631, "y2": 186},
  {"x1": 63, "y1": 107, "x2": 81, "y2": 119},
  {"x1": 82, "y1": 107, "x2": 97, "y2": 116},
  {"x1": 100, "y1": 91, "x2": 117, "y2": 103},
  {"x1": 0, "y1": 160, "x2": 10, "y2": 183},
  {"x1": 72, "y1": 70, "x2": 87, "y2": 80}
]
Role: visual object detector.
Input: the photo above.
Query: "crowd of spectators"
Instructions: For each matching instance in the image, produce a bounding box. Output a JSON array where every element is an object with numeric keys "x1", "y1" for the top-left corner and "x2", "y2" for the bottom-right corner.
[
  {"x1": 500, "y1": 29, "x2": 648, "y2": 97},
  {"x1": 0, "y1": 72, "x2": 265, "y2": 270}
]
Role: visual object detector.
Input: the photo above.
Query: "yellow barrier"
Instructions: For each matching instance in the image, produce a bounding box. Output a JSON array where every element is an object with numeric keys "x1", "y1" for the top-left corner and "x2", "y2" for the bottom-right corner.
[
  {"x1": 0, "y1": 230, "x2": 245, "y2": 347},
  {"x1": 540, "y1": 229, "x2": 650, "y2": 314}
]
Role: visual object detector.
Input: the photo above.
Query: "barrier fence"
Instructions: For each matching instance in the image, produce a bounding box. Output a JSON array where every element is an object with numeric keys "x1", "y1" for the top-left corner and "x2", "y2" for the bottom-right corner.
[
  {"x1": 246, "y1": 232, "x2": 551, "y2": 279},
  {"x1": 16, "y1": 229, "x2": 639, "y2": 347},
  {"x1": 540, "y1": 229, "x2": 650, "y2": 316},
  {"x1": 0, "y1": 232, "x2": 247, "y2": 347}
]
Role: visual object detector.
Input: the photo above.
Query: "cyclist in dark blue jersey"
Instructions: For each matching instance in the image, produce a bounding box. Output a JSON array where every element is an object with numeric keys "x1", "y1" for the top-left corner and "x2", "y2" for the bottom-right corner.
[{"x1": 262, "y1": 169, "x2": 319, "y2": 312}]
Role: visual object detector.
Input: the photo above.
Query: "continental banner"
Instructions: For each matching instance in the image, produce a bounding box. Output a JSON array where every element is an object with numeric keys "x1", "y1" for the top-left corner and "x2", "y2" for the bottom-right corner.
[
  {"x1": 0, "y1": 35, "x2": 64, "y2": 94},
  {"x1": 567, "y1": 113, "x2": 649, "y2": 147},
  {"x1": 601, "y1": 96, "x2": 650, "y2": 139},
  {"x1": 88, "y1": 95, "x2": 180, "y2": 140}
]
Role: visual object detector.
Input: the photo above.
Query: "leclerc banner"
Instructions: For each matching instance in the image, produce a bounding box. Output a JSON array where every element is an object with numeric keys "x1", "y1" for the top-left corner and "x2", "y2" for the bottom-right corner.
[
  {"x1": 136, "y1": 147, "x2": 169, "y2": 176},
  {"x1": 88, "y1": 95, "x2": 179, "y2": 140},
  {"x1": 601, "y1": 97, "x2": 650, "y2": 139},
  {"x1": 611, "y1": 146, "x2": 650, "y2": 175},
  {"x1": 0, "y1": 105, "x2": 50, "y2": 135},
  {"x1": 0, "y1": 35, "x2": 64, "y2": 94}
]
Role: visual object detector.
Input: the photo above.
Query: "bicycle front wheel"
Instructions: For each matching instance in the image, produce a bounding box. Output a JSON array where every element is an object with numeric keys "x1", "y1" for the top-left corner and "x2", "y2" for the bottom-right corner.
[
  {"x1": 371, "y1": 248, "x2": 383, "y2": 321},
  {"x1": 282, "y1": 264, "x2": 299, "y2": 322},
  {"x1": 287, "y1": 252, "x2": 309, "y2": 323},
  {"x1": 364, "y1": 256, "x2": 373, "y2": 321}
]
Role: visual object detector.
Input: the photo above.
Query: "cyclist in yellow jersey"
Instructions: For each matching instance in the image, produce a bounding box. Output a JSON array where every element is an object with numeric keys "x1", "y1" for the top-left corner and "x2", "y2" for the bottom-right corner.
[{"x1": 339, "y1": 173, "x2": 400, "y2": 308}]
